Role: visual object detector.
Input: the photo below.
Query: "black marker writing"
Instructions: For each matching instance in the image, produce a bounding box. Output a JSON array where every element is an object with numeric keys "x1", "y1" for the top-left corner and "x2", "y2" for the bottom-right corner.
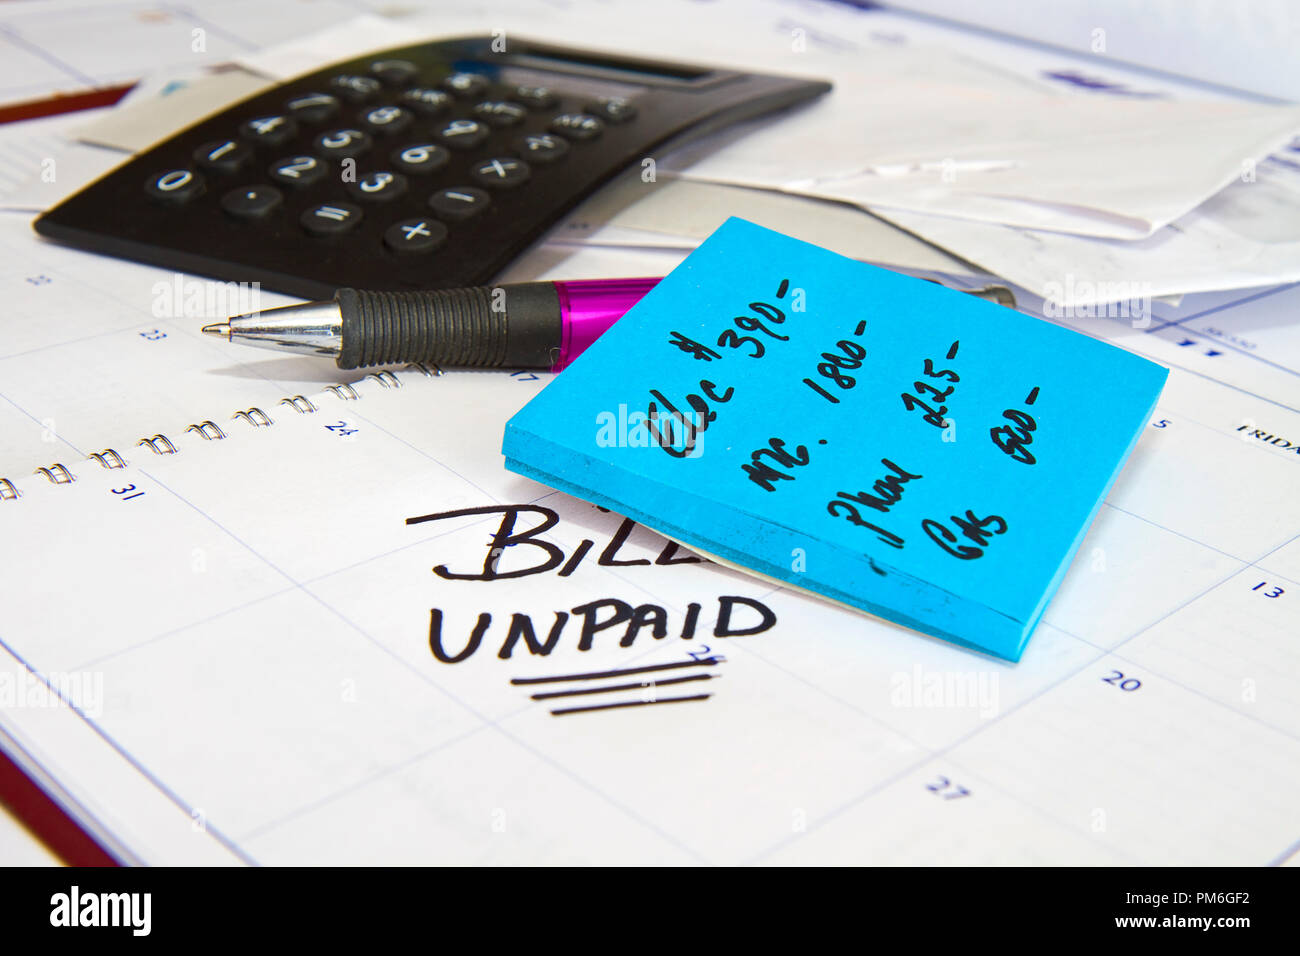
[
  {"x1": 428, "y1": 595, "x2": 776, "y2": 663},
  {"x1": 922, "y1": 509, "x2": 1008, "y2": 560},
  {"x1": 990, "y1": 386, "x2": 1041, "y2": 464},
  {"x1": 406, "y1": 506, "x2": 703, "y2": 581},
  {"x1": 826, "y1": 458, "x2": 921, "y2": 548},
  {"x1": 644, "y1": 381, "x2": 734, "y2": 458},
  {"x1": 742, "y1": 437, "x2": 812, "y2": 491}
]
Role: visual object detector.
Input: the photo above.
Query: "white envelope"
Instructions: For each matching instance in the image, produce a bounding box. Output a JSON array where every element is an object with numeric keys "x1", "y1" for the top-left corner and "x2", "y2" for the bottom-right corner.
[{"x1": 667, "y1": 78, "x2": 1300, "y2": 241}]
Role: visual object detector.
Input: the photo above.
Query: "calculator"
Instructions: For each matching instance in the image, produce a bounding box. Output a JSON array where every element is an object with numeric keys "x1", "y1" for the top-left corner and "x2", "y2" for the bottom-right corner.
[{"x1": 34, "y1": 37, "x2": 830, "y2": 299}]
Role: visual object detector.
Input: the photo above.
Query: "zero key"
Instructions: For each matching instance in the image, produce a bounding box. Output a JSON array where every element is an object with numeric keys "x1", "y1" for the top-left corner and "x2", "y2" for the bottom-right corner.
[{"x1": 145, "y1": 168, "x2": 204, "y2": 203}]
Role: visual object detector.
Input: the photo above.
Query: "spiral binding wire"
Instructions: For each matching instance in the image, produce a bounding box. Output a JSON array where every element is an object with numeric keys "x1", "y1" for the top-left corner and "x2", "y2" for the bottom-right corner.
[
  {"x1": 89, "y1": 448, "x2": 128, "y2": 469},
  {"x1": 138, "y1": 434, "x2": 178, "y2": 455},
  {"x1": 35, "y1": 464, "x2": 74, "y2": 484},
  {"x1": 186, "y1": 421, "x2": 226, "y2": 441},
  {"x1": 279, "y1": 395, "x2": 316, "y2": 414},
  {"x1": 404, "y1": 362, "x2": 442, "y2": 377},
  {"x1": 232, "y1": 407, "x2": 273, "y2": 427},
  {"x1": 2, "y1": 364, "x2": 435, "y2": 499}
]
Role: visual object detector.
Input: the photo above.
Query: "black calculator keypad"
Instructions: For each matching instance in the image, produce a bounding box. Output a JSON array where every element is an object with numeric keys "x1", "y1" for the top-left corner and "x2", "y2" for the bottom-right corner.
[{"x1": 39, "y1": 37, "x2": 831, "y2": 297}]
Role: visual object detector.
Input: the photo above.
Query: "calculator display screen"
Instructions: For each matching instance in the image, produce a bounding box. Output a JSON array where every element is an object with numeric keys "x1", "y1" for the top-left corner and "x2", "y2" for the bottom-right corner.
[
  {"x1": 510, "y1": 48, "x2": 709, "y2": 81},
  {"x1": 492, "y1": 64, "x2": 650, "y2": 101}
]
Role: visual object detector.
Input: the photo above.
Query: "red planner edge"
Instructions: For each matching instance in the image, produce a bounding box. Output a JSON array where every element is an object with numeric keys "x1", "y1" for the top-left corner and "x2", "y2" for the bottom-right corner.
[
  {"x1": 0, "y1": 83, "x2": 134, "y2": 127},
  {"x1": 0, "y1": 744, "x2": 118, "y2": 866}
]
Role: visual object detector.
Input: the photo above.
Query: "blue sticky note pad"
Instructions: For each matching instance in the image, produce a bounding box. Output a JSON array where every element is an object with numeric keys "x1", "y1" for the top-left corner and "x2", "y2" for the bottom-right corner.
[{"x1": 503, "y1": 219, "x2": 1167, "y2": 660}]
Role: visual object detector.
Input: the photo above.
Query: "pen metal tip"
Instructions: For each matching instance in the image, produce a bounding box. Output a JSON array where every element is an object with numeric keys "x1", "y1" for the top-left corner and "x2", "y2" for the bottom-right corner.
[{"x1": 201, "y1": 322, "x2": 231, "y2": 339}]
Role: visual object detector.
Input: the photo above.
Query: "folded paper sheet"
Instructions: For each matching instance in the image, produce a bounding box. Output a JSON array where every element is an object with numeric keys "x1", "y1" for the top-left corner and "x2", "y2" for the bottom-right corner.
[
  {"x1": 503, "y1": 219, "x2": 1169, "y2": 660},
  {"x1": 666, "y1": 86, "x2": 1300, "y2": 240}
]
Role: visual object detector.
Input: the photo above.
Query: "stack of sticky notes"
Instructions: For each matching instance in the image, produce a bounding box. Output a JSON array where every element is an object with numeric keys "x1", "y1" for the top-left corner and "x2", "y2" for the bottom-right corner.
[{"x1": 502, "y1": 219, "x2": 1167, "y2": 660}]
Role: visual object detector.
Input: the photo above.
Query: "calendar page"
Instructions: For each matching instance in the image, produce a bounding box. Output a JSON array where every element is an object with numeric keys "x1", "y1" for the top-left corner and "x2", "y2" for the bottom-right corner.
[{"x1": 1, "y1": 351, "x2": 1297, "y2": 864}]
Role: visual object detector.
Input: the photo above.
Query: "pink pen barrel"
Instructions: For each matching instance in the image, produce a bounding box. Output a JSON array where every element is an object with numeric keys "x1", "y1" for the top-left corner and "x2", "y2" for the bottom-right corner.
[{"x1": 551, "y1": 277, "x2": 661, "y2": 370}]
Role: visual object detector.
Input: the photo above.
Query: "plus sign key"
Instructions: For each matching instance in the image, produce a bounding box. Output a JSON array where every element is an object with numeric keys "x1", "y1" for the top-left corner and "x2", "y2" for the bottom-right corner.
[
  {"x1": 383, "y1": 218, "x2": 448, "y2": 255},
  {"x1": 470, "y1": 157, "x2": 531, "y2": 189}
]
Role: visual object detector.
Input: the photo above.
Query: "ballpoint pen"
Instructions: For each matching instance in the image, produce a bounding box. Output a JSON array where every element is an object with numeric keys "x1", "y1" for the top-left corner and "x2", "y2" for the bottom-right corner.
[
  {"x1": 202, "y1": 278, "x2": 659, "y2": 371},
  {"x1": 201, "y1": 277, "x2": 1016, "y2": 371}
]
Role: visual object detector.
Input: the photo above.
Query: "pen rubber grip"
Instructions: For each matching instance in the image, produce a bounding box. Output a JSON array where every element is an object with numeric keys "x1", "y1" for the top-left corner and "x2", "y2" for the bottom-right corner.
[{"x1": 335, "y1": 283, "x2": 562, "y2": 370}]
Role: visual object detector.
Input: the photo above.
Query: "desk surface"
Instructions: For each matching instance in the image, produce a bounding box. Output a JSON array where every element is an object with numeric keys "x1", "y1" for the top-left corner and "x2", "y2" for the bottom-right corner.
[{"x1": 2, "y1": 0, "x2": 1297, "y2": 870}]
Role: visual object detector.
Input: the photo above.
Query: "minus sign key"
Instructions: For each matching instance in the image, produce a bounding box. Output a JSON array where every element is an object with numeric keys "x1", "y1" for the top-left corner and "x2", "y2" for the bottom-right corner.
[{"x1": 428, "y1": 186, "x2": 490, "y2": 221}]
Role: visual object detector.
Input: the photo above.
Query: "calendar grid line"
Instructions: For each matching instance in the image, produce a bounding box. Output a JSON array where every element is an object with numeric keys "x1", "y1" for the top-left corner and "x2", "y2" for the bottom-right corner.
[
  {"x1": 1267, "y1": 838, "x2": 1300, "y2": 868},
  {"x1": 1149, "y1": 283, "x2": 1297, "y2": 333},
  {"x1": 0, "y1": 23, "x2": 97, "y2": 88},
  {"x1": 236, "y1": 719, "x2": 500, "y2": 845},
  {"x1": 69, "y1": 583, "x2": 301, "y2": 673}
]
